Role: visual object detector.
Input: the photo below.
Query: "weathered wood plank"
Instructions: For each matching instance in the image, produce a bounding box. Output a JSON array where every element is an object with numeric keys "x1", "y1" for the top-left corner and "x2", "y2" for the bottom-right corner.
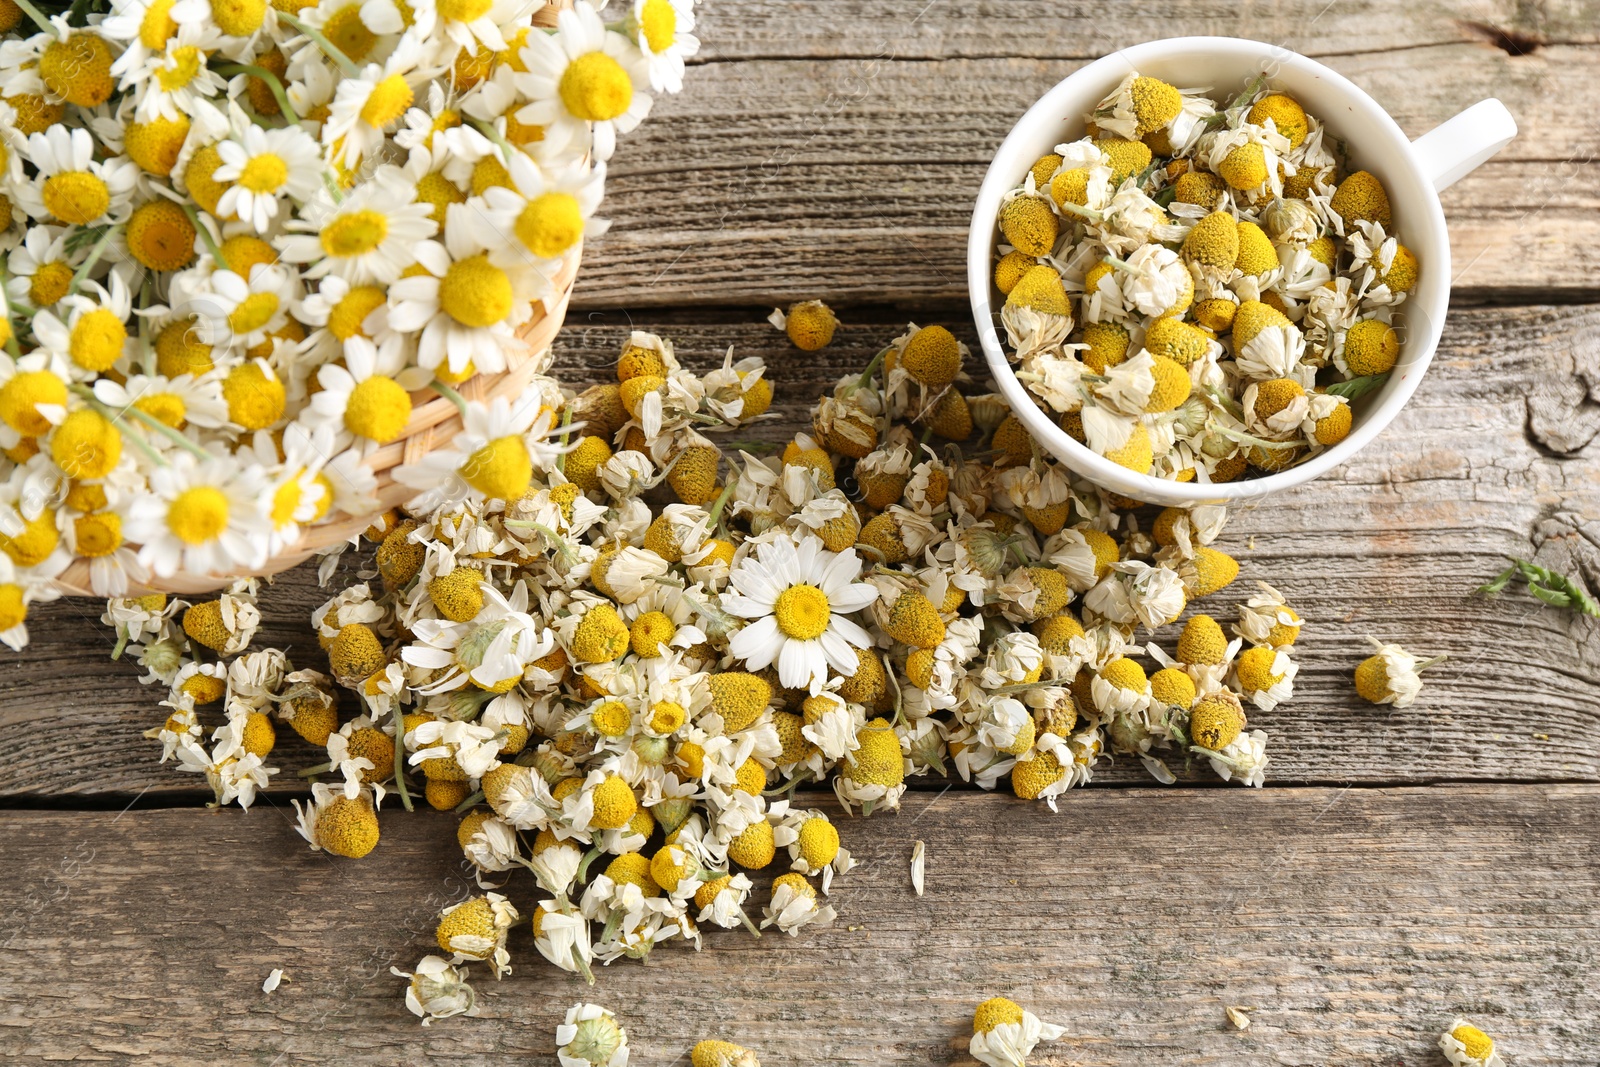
[
  {"x1": 571, "y1": 43, "x2": 1600, "y2": 306},
  {"x1": 2, "y1": 305, "x2": 1595, "y2": 797},
  {"x1": 3, "y1": 786, "x2": 1595, "y2": 1064},
  {"x1": 689, "y1": 0, "x2": 1600, "y2": 60}
]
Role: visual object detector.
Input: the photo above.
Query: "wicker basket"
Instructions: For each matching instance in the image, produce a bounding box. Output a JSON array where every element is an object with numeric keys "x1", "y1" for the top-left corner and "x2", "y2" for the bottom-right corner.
[{"x1": 50, "y1": 246, "x2": 583, "y2": 599}]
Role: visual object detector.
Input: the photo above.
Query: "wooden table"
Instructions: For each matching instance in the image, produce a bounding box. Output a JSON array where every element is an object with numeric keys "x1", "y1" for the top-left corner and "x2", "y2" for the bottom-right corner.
[{"x1": 4, "y1": 3, "x2": 1598, "y2": 1063}]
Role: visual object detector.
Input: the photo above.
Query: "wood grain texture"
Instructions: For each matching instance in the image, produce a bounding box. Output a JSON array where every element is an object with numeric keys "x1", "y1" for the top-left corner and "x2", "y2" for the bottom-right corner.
[
  {"x1": 3, "y1": 786, "x2": 1595, "y2": 1065},
  {"x1": 565, "y1": 27, "x2": 1600, "y2": 308},
  {"x1": 4, "y1": 306, "x2": 1596, "y2": 797}
]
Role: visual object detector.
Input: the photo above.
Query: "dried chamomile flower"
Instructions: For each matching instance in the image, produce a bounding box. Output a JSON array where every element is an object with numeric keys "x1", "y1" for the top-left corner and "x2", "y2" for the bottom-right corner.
[
  {"x1": 436, "y1": 892, "x2": 520, "y2": 977},
  {"x1": 1439, "y1": 1019, "x2": 1505, "y2": 1067},
  {"x1": 392, "y1": 956, "x2": 479, "y2": 1026},
  {"x1": 691, "y1": 1040, "x2": 761, "y2": 1067},
  {"x1": 769, "y1": 300, "x2": 838, "y2": 351},
  {"x1": 969, "y1": 997, "x2": 1067, "y2": 1067},
  {"x1": 1353, "y1": 637, "x2": 1445, "y2": 708},
  {"x1": 556, "y1": 1003, "x2": 630, "y2": 1067}
]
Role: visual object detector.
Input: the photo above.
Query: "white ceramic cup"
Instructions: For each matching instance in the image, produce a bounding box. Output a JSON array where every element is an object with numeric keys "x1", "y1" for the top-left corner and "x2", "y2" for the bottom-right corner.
[{"x1": 966, "y1": 37, "x2": 1517, "y2": 507}]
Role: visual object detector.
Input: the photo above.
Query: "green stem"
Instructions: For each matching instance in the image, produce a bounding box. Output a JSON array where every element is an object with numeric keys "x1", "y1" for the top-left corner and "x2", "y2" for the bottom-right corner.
[
  {"x1": 703, "y1": 479, "x2": 737, "y2": 531},
  {"x1": 452, "y1": 789, "x2": 484, "y2": 814},
  {"x1": 76, "y1": 392, "x2": 168, "y2": 468},
  {"x1": 77, "y1": 385, "x2": 211, "y2": 460},
  {"x1": 470, "y1": 118, "x2": 517, "y2": 163},
  {"x1": 852, "y1": 345, "x2": 889, "y2": 393},
  {"x1": 65, "y1": 0, "x2": 93, "y2": 25},
  {"x1": 431, "y1": 379, "x2": 470, "y2": 417},
  {"x1": 1057, "y1": 201, "x2": 1105, "y2": 223},
  {"x1": 297, "y1": 761, "x2": 334, "y2": 777},
  {"x1": 213, "y1": 63, "x2": 302, "y2": 125},
  {"x1": 181, "y1": 204, "x2": 230, "y2": 272},
  {"x1": 555, "y1": 407, "x2": 572, "y2": 473},
  {"x1": 110, "y1": 625, "x2": 129, "y2": 661},
  {"x1": 390, "y1": 707, "x2": 413, "y2": 812},
  {"x1": 11, "y1": 0, "x2": 59, "y2": 36},
  {"x1": 68, "y1": 225, "x2": 120, "y2": 295},
  {"x1": 278, "y1": 12, "x2": 361, "y2": 77},
  {"x1": 1101, "y1": 254, "x2": 1141, "y2": 276}
]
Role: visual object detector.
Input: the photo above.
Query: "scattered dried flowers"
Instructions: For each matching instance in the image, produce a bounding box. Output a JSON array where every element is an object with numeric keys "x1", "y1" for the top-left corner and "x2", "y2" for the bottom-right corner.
[
  {"x1": 1352, "y1": 636, "x2": 1445, "y2": 708},
  {"x1": 970, "y1": 997, "x2": 1065, "y2": 1067},
  {"x1": 991, "y1": 72, "x2": 1418, "y2": 485},
  {"x1": 0, "y1": 0, "x2": 699, "y2": 626},
  {"x1": 557, "y1": 1003, "x2": 630, "y2": 1067}
]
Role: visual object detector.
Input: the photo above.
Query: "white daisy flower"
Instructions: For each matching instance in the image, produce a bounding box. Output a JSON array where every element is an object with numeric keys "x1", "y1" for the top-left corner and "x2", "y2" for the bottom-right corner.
[
  {"x1": 0, "y1": 553, "x2": 59, "y2": 651},
  {"x1": 242, "y1": 422, "x2": 338, "y2": 554},
  {"x1": 365, "y1": 0, "x2": 523, "y2": 59},
  {"x1": 970, "y1": 1002, "x2": 1068, "y2": 1067},
  {"x1": 723, "y1": 531, "x2": 878, "y2": 693},
  {"x1": 304, "y1": 335, "x2": 431, "y2": 451},
  {"x1": 93, "y1": 372, "x2": 231, "y2": 432},
  {"x1": 514, "y1": 0, "x2": 653, "y2": 163},
  {"x1": 276, "y1": 166, "x2": 438, "y2": 284},
  {"x1": 321, "y1": 37, "x2": 429, "y2": 169},
  {"x1": 15, "y1": 125, "x2": 139, "y2": 227},
  {"x1": 384, "y1": 220, "x2": 542, "y2": 376},
  {"x1": 123, "y1": 23, "x2": 230, "y2": 122},
  {"x1": 465, "y1": 151, "x2": 609, "y2": 272},
  {"x1": 5, "y1": 224, "x2": 79, "y2": 310},
  {"x1": 319, "y1": 445, "x2": 382, "y2": 517},
  {"x1": 629, "y1": 0, "x2": 697, "y2": 93},
  {"x1": 29, "y1": 272, "x2": 137, "y2": 380},
  {"x1": 1439, "y1": 1019, "x2": 1505, "y2": 1067},
  {"x1": 457, "y1": 65, "x2": 577, "y2": 166},
  {"x1": 394, "y1": 393, "x2": 562, "y2": 509},
  {"x1": 189, "y1": 263, "x2": 299, "y2": 354},
  {"x1": 212, "y1": 124, "x2": 324, "y2": 232},
  {"x1": 126, "y1": 450, "x2": 273, "y2": 578}
]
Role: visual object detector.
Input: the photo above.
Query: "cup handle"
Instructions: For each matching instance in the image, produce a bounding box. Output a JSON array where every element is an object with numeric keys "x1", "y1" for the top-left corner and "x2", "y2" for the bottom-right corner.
[{"x1": 1408, "y1": 99, "x2": 1518, "y2": 192}]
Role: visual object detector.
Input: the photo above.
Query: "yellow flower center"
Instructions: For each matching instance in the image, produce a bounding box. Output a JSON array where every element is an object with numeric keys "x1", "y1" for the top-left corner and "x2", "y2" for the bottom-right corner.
[
  {"x1": 134, "y1": 392, "x2": 187, "y2": 429},
  {"x1": 6, "y1": 93, "x2": 63, "y2": 136},
  {"x1": 311, "y1": 472, "x2": 333, "y2": 519},
  {"x1": 28, "y1": 261, "x2": 74, "y2": 306},
  {"x1": 428, "y1": 108, "x2": 461, "y2": 145},
  {"x1": 328, "y1": 285, "x2": 387, "y2": 340},
  {"x1": 126, "y1": 199, "x2": 196, "y2": 272},
  {"x1": 0, "y1": 583, "x2": 26, "y2": 631},
  {"x1": 183, "y1": 143, "x2": 229, "y2": 215},
  {"x1": 639, "y1": 0, "x2": 676, "y2": 52},
  {"x1": 0, "y1": 510, "x2": 57, "y2": 566},
  {"x1": 437, "y1": 0, "x2": 491, "y2": 21},
  {"x1": 238, "y1": 153, "x2": 289, "y2": 193},
  {"x1": 1452, "y1": 1025, "x2": 1494, "y2": 1060},
  {"x1": 359, "y1": 74, "x2": 413, "y2": 128},
  {"x1": 69, "y1": 309, "x2": 128, "y2": 372},
  {"x1": 344, "y1": 374, "x2": 412, "y2": 443},
  {"x1": 41, "y1": 172, "x2": 110, "y2": 225},
  {"x1": 438, "y1": 254, "x2": 512, "y2": 327},
  {"x1": 167, "y1": 486, "x2": 229, "y2": 545},
  {"x1": 469, "y1": 154, "x2": 511, "y2": 195},
  {"x1": 270, "y1": 473, "x2": 303, "y2": 527},
  {"x1": 40, "y1": 34, "x2": 114, "y2": 108},
  {"x1": 155, "y1": 317, "x2": 213, "y2": 377},
  {"x1": 65, "y1": 481, "x2": 108, "y2": 512},
  {"x1": 157, "y1": 45, "x2": 204, "y2": 92},
  {"x1": 0, "y1": 370, "x2": 67, "y2": 436},
  {"x1": 50, "y1": 408, "x2": 121, "y2": 479},
  {"x1": 140, "y1": 0, "x2": 177, "y2": 48},
  {"x1": 228, "y1": 291, "x2": 279, "y2": 334},
  {"x1": 462, "y1": 434, "x2": 531, "y2": 500},
  {"x1": 212, "y1": 0, "x2": 266, "y2": 36},
  {"x1": 323, "y1": 4, "x2": 377, "y2": 61},
  {"x1": 73, "y1": 511, "x2": 123, "y2": 557},
  {"x1": 774, "y1": 583, "x2": 830, "y2": 640},
  {"x1": 514, "y1": 192, "x2": 583, "y2": 260},
  {"x1": 648, "y1": 700, "x2": 686, "y2": 734},
  {"x1": 414, "y1": 170, "x2": 466, "y2": 226},
  {"x1": 321, "y1": 209, "x2": 388, "y2": 258},
  {"x1": 558, "y1": 51, "x2": 633, "y2": 122},
  {"x1": 591, "y1": 699, "x2": 631, "y2": 736},
  {"x1": 222, "y1": 361, "x2": 285, "y2": 429}
]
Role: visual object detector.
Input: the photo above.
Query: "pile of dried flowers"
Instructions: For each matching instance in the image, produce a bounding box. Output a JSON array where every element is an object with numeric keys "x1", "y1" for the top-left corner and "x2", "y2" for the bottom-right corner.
[
  {"x1": 0, "y1": 0, "x2": 697, "y2": 629},
  {"x1": 102, "y1": 314, "x2": 1316, "y2": 1014},
  {"x1": 991, "y1": 71, "x2": 1418, "y2": 484}
]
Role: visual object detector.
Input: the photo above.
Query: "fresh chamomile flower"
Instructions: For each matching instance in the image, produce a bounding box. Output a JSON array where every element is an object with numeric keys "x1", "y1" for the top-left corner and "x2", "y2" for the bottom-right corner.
[
  {"x1": 304, "y1": 336, "x2": 433, "y2": 451},
  {"x1": 189, "y1": 263, "x2": 300, "y2": 356},
  {"x1": 29, "y1": 271, "x2": 137, "y2": 378},
  {"x1": 465, "y1": 151, "x2": 609, "y2": 272},
  {"x1": 121, "y1": 21, "x2": 229, "y2": 122},
  {"x1": 277, "y1": 167, "x2": 439, "y2": 284},
  {"x1": 1439, "y1": 1018, "x2": 1505, "y2": 1067},
  {"x1": 556, "y1": 1002, "x2": 630, "y2": 1067},
  {"x1": 5, "y1": 224, "x2": 78, "y2": 309},
  {"x1": 723, "y1": 531, "x2": 878, "y2": 693},
  {"x1": 93, "y1": 372, "x2": 230, "y2": 433},
  {"x1": 392, "y1": 954, "x2": 479, "y2": 1025},
  {"x1": 385, "y1": 222, "x2": 543, "y2": 376},
  {"x1": 0, "y1": 553, "x2": 57, "y2": 650},
  {"x1": 394, "y1": 394, "x2": 563, "y2": 508},
  {"x1": 1354, "y1": 636, "x2": 1444, "y2": 708},
  {"x1": 16, "y1": 125, "x2": 139, "y2": 227},
  {"x1": 514, "y1": 0, "x2": 653, "y2": 163},
  {"x1": 126, "y1": 450, "x2": 272, "y2": 578},
  {"x1": 212, "y1": 124, "x2": 324, "y2": 232},
  {"x1": 322, "y1": 38, "x2": 429, "y2": 169},
  {"x1": 629, "y1": 0, "x2": 698, "y2": 93},
  {"x1": 969, "y1": 997, "x2": 1068, "y2": 1067}
]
